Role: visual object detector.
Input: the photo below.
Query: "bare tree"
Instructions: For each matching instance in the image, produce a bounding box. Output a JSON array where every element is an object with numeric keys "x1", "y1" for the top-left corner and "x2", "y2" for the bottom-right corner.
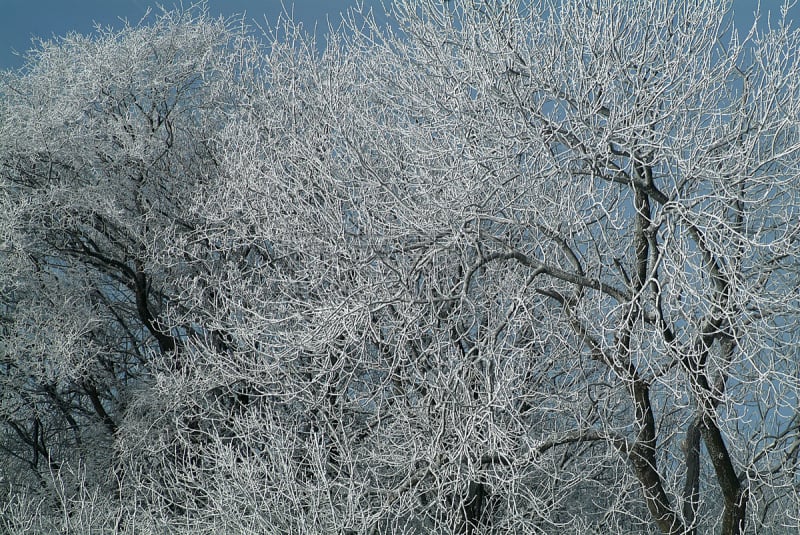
[{"x1": 2, "y1": 1, "x2": 799, "y2": 534}]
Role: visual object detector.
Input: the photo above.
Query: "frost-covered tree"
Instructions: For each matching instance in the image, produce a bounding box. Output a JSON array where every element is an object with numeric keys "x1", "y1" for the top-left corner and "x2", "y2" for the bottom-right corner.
[
  {"x1": 0, "y1": 5, "x2": 258, "y2": 530},
  {"x1": 2, "y1": 1, "x2": 800, "y2": 534}
]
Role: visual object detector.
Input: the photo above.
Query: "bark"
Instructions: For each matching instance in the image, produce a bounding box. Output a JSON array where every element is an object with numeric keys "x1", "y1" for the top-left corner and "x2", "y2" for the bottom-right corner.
[
  {"x1": 133, "y1": 265, "x2": 176, "y2": 355},
  {"x1": 700, "y1": 414, "x2": 747, "y2": 535},
  {"x1": 461, "y1": 480, "x2": 488, "y2": 535},
  {"x1": 681, "y1": 417, "x2": 702, "y2": 534},
  {"x1": 84, "y1": 382, "x2": 118, "y2": 435},
  {"x1": 628, "y1": 381, "x2": 685, "y2": 535}
]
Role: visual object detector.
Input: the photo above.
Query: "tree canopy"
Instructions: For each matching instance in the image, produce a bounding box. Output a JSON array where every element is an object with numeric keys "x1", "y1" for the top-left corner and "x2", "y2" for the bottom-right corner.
[{"x1": 1, "y1": 1, "x2": 799, "y2": 534}]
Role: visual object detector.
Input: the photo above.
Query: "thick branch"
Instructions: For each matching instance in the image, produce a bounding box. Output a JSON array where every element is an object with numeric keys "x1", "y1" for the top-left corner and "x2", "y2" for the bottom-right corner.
[
  {"x1": 487, "y1": 250, "x2": 629, "y2": 303},
  {"x1": 700, "y1": 414, "x2": 747, "y2": 535},
  {"x1": 133, "y1": 263, "x2": 176, "y2": 355},
  {"x1": 682, "y1": 417, "x2": 702, "y2": 534},
  {"x1": 628, "y1": 381, "x2": 684, "y2": 535},
  {"x1": 83, "y1": 382, "x2": 118, "y2": 435}
]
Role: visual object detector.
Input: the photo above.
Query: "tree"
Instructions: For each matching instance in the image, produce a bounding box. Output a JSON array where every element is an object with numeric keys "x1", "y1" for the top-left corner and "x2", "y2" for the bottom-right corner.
[
  {"x1": 2, "y1": 1, "x2": 799, "y2": 534},
  {"x1": 0, "y1": 5, "x2": 257, "y2": 530}
]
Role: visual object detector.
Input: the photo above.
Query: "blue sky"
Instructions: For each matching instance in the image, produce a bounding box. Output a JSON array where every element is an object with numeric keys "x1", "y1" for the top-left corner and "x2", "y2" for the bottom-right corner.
[{"x1": 0, "y1": 1, "x2": 797, "y2": 70}]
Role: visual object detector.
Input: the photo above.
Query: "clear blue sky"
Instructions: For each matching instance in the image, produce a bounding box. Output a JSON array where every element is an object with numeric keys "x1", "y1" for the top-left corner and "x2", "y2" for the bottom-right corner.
[{"x1": 0, "y1": 1, "x2": 796, "y2": 70}]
